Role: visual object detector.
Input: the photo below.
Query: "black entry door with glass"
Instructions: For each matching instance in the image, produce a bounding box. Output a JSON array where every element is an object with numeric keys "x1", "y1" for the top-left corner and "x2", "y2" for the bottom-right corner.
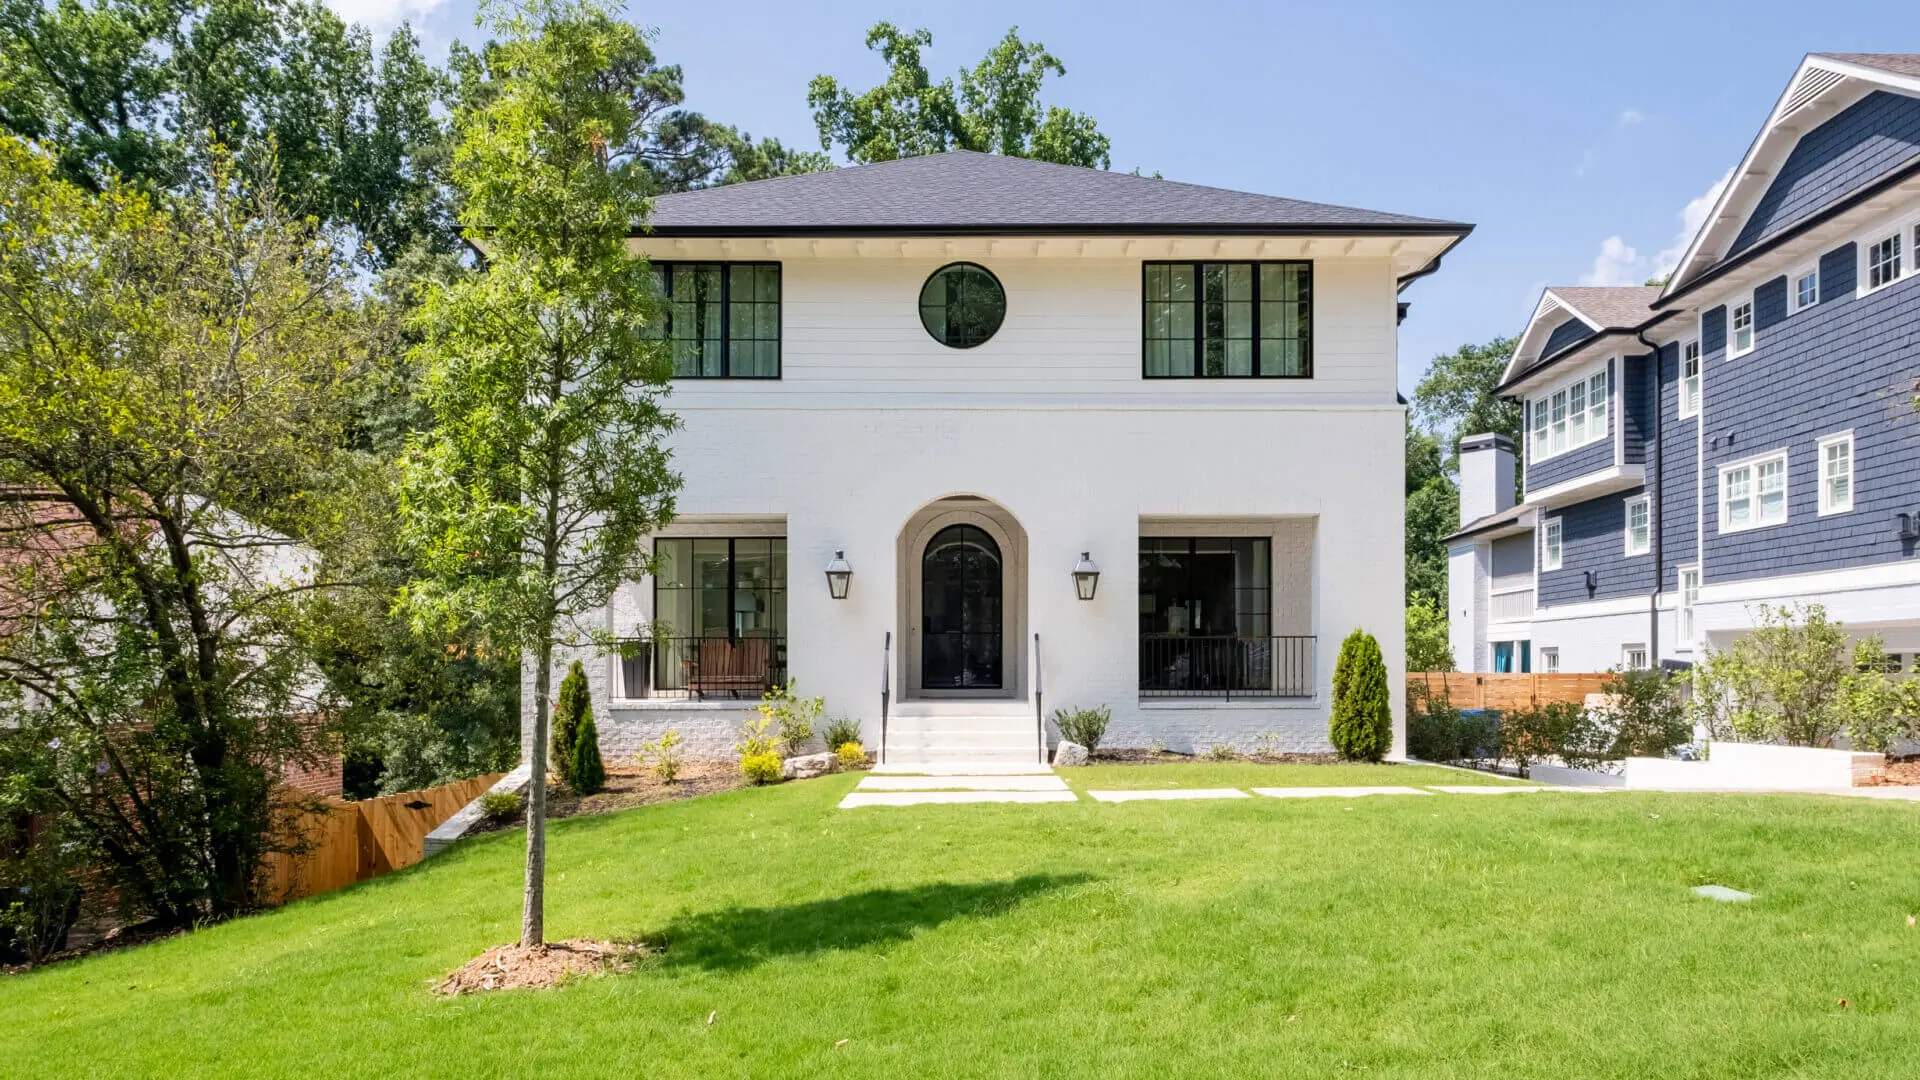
[{"x1": 921, "y1": 524, "x2": 1003, "y2": 689}]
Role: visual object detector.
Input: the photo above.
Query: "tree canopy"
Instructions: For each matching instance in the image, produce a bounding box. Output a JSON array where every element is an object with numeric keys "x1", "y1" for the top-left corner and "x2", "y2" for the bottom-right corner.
[
  {"x1": 1411, "y1": 336, "x2": 1521, "y2": 476},
  {"x1": 399, "y1": 0, "x2": 682, "y2": 947},
  {"x1": 808, "y1": 23, "x2": 1111, "y2": 168}
]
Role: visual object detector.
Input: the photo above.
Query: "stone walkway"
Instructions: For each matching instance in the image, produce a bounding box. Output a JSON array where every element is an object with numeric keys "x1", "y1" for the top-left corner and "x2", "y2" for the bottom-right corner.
[{"x1": 836, "y1": 768, "x2": 1582, "y2": 809}]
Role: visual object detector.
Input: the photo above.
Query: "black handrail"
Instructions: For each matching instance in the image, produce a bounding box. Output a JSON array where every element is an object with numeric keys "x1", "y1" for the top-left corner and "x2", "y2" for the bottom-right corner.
[
  {"x1": 1033, "y1": 633, "x2": 1045, "y2": 765},
  {"x1": 1138, "y1": 635, "x2": 1315, "y2": 699},
  {"x1": 879, "y1": 631, "x2": 891, "y2": 766}
]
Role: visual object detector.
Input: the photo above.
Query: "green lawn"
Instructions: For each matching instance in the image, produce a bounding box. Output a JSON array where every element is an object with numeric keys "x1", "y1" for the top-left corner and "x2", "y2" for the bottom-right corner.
[
  {"x1": 1057, "y1": 760, "x2": 1521, "y2": 791},
  {"x1": 6, "y1": 772, "x2": 1920, "y2": 1078}
]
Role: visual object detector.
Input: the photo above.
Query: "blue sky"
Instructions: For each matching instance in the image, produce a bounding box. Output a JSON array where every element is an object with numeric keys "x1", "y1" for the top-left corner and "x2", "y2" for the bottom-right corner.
[{"x1": 331, "y1": 0, "x2": 1917, "y2": 394}]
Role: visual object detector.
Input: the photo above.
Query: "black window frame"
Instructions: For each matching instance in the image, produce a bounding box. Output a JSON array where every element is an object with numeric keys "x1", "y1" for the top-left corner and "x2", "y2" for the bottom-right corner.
[
  {"x1": 1141, "y1": 260, "x2": 1314, "y2": 379},
  {"x1": 652, "y1": 261, "x2": 783, "y2": 380}
]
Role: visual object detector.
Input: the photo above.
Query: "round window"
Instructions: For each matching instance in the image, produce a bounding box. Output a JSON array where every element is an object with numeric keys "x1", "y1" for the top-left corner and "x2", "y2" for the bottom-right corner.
[{"x1": 918, "y1": 262, "x2": 1006, "y2": 349}]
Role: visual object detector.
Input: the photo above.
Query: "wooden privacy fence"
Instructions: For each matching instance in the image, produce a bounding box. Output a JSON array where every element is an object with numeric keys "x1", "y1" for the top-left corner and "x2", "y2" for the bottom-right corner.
[
  {"x1": 264, "y1": 773, "x2": 502, "y2": 904},
  {"x1": 1408, "y1": 671, "x2": 1612, "y2": 712}
]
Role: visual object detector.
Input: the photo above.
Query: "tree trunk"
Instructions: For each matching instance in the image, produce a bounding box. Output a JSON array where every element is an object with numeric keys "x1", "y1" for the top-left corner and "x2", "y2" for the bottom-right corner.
[{"x1": 524, "y1": 637, "x2": 551, "y2": 947}]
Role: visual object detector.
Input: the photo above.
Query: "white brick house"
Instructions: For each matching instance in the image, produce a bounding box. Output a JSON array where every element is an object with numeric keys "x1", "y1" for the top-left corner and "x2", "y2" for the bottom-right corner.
[{"x1": 526, "y1": 151, "x2": 1469, "y2": 764}]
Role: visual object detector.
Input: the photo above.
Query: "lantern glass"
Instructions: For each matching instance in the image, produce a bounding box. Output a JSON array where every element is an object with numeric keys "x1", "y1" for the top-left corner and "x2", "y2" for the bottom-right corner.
[
  {"x1": 824, "y1": 550, "x2": 852, "y2": 600},
  {"x1": 1071, "y1": 552, "x2": 1099, "y2": 601}
]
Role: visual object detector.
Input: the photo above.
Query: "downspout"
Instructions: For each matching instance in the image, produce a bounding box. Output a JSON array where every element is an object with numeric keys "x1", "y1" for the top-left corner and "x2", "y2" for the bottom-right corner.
[{"x1": 1635, "y1": 326, "x2": 1664, "y2": 665}]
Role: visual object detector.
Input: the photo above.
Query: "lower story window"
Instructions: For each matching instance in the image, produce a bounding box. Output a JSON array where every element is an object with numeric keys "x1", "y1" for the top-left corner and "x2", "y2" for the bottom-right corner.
[
  {"x1": 1623, "y1": 644, "x2": 1648, "y2": 670},
  {"x1": 634, "y1": 537, "x2": 787, "y2": 698},
  {"x1": 1539, "y1": 647, "x2": 1560, "y2": 673},
  {"x1": 1678, "y1": 567, "x2": 1700, "y2": 647}
]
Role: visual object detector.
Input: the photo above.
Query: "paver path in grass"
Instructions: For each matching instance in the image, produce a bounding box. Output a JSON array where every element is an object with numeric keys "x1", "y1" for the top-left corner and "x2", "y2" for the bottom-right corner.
[{"x1": 1088, "y1": 788, "x2": 1250, "y2": 802}]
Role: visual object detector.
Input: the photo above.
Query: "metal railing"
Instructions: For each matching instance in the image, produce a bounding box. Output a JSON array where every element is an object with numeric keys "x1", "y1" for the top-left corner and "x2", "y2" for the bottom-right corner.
[
  {"x1": 1138, "y1": 634, "x2": 1316, "y2": 699},
  {"x1": 879, "y1": 631, "x2": 891, "y2": 766},
  {"x1": 618, "y1": 635, "x2": 787, "y2": 701},
  {"x1": 1033, "y1": 633, "x2": 1045, "y2": 764}
]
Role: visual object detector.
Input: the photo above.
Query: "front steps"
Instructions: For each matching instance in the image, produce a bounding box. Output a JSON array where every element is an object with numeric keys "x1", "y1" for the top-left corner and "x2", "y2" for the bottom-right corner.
[{"x1": 881, "y1": 701, "x2": 1044, "y2": 765}]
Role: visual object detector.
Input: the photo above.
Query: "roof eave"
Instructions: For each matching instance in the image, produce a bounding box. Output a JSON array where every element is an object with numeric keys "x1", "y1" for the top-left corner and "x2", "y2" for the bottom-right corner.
[
  {"x1": 1492, "y1": 312, "x2": 1678, "y2": 397},
  {"x1": 1656, "y1": 156, "x2": 1920, "y2": 307},
  {"x1": 631, "y1": 221, "x2": 1474, "y2": 239}
]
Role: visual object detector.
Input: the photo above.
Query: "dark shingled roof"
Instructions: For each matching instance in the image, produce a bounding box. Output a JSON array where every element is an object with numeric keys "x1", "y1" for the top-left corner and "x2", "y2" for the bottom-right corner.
[
  {"x1": 642, "y1": 151, "x2": 1470, "y2": 237},
  {"x1": 1550, "y1": 286, "x2": 1663, "y2": 331},
  {"x1": 1813, "y1": 53, "x2": 1920, "y2": 79}
]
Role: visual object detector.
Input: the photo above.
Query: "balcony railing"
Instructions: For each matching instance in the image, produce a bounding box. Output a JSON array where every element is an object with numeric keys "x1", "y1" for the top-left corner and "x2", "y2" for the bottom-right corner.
[
  {"x1": 1139, "y1": 634, "x2": 1315, "y2": 699},
  {"x1": 618, "y1": 635, "x2": 787, "y2": 701},
  {"x1": 1490, "y1": 587, "x2": 1535, "y2": 621}
]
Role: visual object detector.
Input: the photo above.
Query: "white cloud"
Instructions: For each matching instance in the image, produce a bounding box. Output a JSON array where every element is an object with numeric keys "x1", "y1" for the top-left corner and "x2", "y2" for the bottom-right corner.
[
  {"x1": 1579, "y1": 236, "x2": 1647, "y2": 286},
  {"x1": 1577, "y1": 168, "x2": 1735, "y2": 287},
  {"x1": 1616, "y1": 108, "x2": 1645, "y2": 128},
  {"x1": 1652, "y1": 167, "x2": 1734, "y2": 278},
  {"x1": 324, "y1": 0, "x2": 451, "y2": 32}
]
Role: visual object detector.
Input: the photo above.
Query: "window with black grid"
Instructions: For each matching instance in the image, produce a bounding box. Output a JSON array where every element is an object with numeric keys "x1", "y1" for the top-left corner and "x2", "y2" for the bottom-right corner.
[
  {"x1": 1143, "y1": 261, "x2": 1312, "y2": 378},
  {"x1": 651, "y1": 262, "x2": 781, "y2": 378}
]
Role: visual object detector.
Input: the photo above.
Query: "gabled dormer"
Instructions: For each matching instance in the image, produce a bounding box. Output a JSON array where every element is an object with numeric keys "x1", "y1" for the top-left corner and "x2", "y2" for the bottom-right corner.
[
  {"x1": 1663, "y1": 53, "x2": 1920, "y2": 302},
  {"x1": 1497, "y1": 287, "x2": 1670, "y2": 506}
]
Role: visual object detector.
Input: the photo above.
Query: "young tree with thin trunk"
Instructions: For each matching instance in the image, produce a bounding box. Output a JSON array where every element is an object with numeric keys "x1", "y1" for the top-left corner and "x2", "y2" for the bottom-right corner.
[{"x1": 398, "y1": 0, "x2": 679, "y2": 948}]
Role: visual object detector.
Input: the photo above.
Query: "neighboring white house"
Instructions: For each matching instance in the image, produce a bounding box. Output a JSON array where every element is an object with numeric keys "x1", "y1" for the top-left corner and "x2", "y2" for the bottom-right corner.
[{"x1": 528, "y1": 150, "x2": 1469, "y2": 764}]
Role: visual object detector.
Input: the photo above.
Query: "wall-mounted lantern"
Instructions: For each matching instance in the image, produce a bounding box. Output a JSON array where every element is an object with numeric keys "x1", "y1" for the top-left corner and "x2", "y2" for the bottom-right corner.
[
  {"x1": 824, "y1": 550, "x2": 853, "y2": 600},
  {"x1": 1071, "y1": 552, "x2": 1100, "y2": 601}
]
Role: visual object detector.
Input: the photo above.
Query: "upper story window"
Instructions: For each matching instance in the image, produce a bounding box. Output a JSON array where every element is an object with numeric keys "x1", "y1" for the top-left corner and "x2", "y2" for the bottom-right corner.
[
  {"x1": 1856, "y1": 212, "x2": 1920, "y2": 298},
  {"x1": 1719, "y1": 451, "x2": 1787, "y2": 533},
  {"x1": 1728, "y1": 295, "x2": 1755, "y2": 357},
  {"x1": 1679, "y1": 339, "x2": 1701, "y2": 419},
  {"x1": 1542, "y1": 517, "x2": 1563, "y2": 571},
  {"x1": 1789, "y1": 263, "x2": 1820, "y2": 313},
  {"x1": 1527, "y1": 368, "x2": 1608, "y2": 463},
  {"x1": 1142, "y1": 262, "x2": 1312, "y2": 379},
  {"x1": 1624, "y1": 495, "x2": 1651, "y2": 557},
  {"x1": 653, "y1": 263, "x2": 781, "y2": 379},
  {"x1": 1818, "y1": 431, "x2": 1854, "y2": 515},
  {"x1": 920, "y1": 262, "x2": 1006, "y2": 348}
]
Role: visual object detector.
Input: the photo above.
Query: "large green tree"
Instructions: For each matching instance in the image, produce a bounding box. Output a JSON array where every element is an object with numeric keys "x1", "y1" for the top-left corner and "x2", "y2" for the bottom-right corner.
[
  {"x1": 0, "y1": 138, "x2": 378, "y2": 924},
  {"x1": 808, "y1": 23, "x2": 1111, "y2": 168},
  {"x1": 399, "y1": 0, "x2": 681, "y2": 947},
  {"x1": 1411, "y1": 335, "x2": 1522, "y2": 479},
  {"x1": 0, "y1": 0, "x2": 456, "y2": 267}
]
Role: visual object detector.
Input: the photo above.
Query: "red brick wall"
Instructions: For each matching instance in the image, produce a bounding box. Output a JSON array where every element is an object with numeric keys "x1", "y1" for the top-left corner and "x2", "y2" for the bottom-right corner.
[{"x1": 279, "y1": 755, "x2": 343, "y2": 799}]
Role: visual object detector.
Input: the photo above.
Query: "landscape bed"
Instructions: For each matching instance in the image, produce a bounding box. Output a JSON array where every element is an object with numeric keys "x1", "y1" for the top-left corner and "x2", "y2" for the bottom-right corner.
[{"x1": 4, "y1": 770, "x2": 1919, "y2": 1079}]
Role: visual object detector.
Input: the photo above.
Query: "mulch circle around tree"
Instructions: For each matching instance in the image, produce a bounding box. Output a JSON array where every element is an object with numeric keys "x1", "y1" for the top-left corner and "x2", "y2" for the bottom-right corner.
[{"x1": 435, "y1": 939, "x2": 646, "y2": 995}]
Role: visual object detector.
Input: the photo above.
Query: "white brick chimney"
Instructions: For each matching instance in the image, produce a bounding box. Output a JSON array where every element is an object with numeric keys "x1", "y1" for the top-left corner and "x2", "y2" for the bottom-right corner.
[{"x1": 1457, "y1": 432, "x2": 1515, "y2": 524}]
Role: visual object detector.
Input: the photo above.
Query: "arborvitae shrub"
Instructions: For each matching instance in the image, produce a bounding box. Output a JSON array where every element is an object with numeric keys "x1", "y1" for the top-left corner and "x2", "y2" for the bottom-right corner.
[
  {"x1": 1330, "y1": 629, "x2": 1392, "y2": 762},
  {"x1": 570, "y1": 710, "x2": 606, "y2": 795},
  {"x1": 552, "y1": 660, "x2": 591, "y2": 787}
]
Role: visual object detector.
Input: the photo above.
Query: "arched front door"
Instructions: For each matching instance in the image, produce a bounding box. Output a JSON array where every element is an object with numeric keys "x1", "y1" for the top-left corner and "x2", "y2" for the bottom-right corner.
[{"x1": 921, "y1": 524, "x2": 1003, "y2": 689}]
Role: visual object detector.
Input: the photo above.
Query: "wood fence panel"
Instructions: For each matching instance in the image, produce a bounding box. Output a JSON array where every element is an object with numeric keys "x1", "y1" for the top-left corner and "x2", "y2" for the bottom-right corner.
[
  {"x1": 1408, "y1": 672, "x2": 1612, "y2": 711},
  {"x1": 263, "y1": 772, "x2": 503, "y2": 904}
]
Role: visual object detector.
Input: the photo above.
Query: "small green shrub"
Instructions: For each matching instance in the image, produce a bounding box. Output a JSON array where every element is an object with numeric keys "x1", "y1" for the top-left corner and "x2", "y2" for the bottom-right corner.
[
  {"x1": 1053, "y1": 705, "x2": 1111, "y2": 752},
  {"x1": 1600, "y1": 667, "x2": 1690, "y2": 759},
  {"x1": 757, "y1": 681, "x2": 825, "y2": 756},
  {"x1": 736, "y1": 713, "x2": 778, "y2": 759},
  {"x1": 552, "y1": 660, "x2": 591, "y2": 788},
  {"x1": 569, "y1": 710, "x2": 606, "y2": 795},
  {"x1": 741, "y1": 752, "x2": 783, "y2": 785},
  {"x1": 1406, "y1": 687, "x2": 1499, "y2": 763},
  {"x1": 1330, "y1": 629, "x2": 1392, "y2": 761},
  {"x1": 479, "y1": 792, "x2": 525, "y2": 823},
  {"x1": 1252, "y1": 731, "x2": 1283, "y2": 758},
  {"x1": 835, "y1": 741, "x2": 868, "y2": 769},
  {"x1": 1500, "y1": 701, "x2": 1605, "y2": 773},
  {"x1": 638, "y1": 729, "x2": 684, "y2": 783},
  {"x1": 1204, "y1": 743, "x2": 1238, "y2": 761},
  {"x1": 821, "y1": 715, "x2": 862, "y2": 753}
]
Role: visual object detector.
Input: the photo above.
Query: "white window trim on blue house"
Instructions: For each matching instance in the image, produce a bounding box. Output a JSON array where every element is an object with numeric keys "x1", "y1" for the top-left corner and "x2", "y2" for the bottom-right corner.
[
  {"x1": 1542, "y1": 516, "x2": 1563, "y2": 571},
  {"x1": 1718, "y1": 448, "x2": 1789, "y2": 534},
  {"x1": 1818, "y1": 430, "x2": 1854, "y2": 516},
  {"x1": 1679, "y1": 338, "x2": 1701, "y2": 419},
  {"x1": 1788, "y1": 261, "x2": 1820, "y2": 314},
  {"x1": 1855, "y1": 206, "x2": 1920, "y2": 298},
  {"x1": 1727, "y1": 291, "x2": 1756, "y2": 358},
  {"x1": 1526, "y1": 365, "x2": 1608, "y2": 463},
  {"x1": 1623, "y1": 494, "x2": 1651, "y2": 557}
]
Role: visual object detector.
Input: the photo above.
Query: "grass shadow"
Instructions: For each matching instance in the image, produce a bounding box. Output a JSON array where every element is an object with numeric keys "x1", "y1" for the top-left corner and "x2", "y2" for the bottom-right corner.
[{"x1": 645, "y1": 873, "x2": 1094, "y2": 974}]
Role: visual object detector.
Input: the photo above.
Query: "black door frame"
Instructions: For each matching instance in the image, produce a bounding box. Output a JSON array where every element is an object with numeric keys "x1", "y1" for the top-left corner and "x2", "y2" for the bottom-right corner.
[{"x1": 920, "y1": 523, "x2": 1005, "y2": 690}]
